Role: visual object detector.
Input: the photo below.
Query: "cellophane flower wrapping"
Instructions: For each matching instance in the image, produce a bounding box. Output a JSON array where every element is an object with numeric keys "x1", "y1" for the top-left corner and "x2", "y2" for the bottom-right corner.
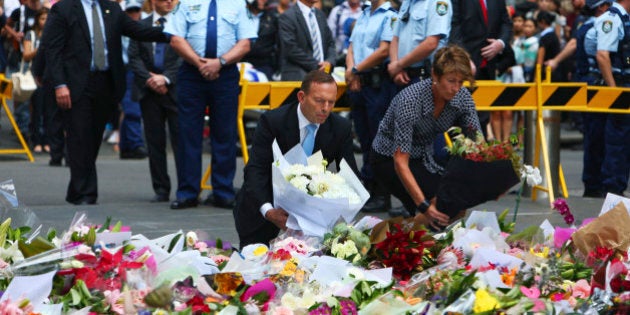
[{"x1": 271, "y1": 140, "x2": 369, "y2": 237}]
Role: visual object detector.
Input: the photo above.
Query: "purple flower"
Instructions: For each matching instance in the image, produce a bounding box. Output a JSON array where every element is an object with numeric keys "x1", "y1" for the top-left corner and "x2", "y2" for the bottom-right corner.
[
  {"x1": 552, "y1": 198, "x2": 574, "y2": 226},
  {"x1": 205, "y1": 239, "x2": 232, "y2": 250}
]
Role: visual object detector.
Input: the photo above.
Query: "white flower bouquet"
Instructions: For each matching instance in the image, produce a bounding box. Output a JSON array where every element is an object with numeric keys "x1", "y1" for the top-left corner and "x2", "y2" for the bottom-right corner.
[{"x1": 271, "y1": 140, "x2": 369, "y2": 237}]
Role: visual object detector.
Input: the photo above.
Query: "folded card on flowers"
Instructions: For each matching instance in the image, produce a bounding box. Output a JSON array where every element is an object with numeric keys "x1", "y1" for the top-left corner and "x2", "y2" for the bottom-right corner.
[{"x1": 271, "y1": 140, "x2": 369, "y2": 237}]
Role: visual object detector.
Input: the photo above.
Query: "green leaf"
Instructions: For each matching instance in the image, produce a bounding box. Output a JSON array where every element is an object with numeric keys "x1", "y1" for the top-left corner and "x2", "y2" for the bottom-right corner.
[
  {"x1": 216, "y1": 238, "x2": 223, "y2": 250},
  {"x1": 0, "y1": 218, "x2": 12, "y2": 247},
  {"x1": 97, "y1": 217, "x2": 112, "y2": 233},
  {"x1": 111, "y1": 221, "x2": 122, "y2": 232},
  {"x1": 70, "y1": 288, "x2": 81, "y2": 306},
  {"x1": 168, "y1": 233, "x2": 182, "y2": 253}
]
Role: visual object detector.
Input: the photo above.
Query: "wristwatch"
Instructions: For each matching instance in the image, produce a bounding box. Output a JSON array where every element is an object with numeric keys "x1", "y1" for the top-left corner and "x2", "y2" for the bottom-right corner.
[
  {"x1": 219, "y1": 56, "x2": 227, "y2": 67},
  {"x1": 417, "y1": 200, "x2": 431, "y2": 213}
]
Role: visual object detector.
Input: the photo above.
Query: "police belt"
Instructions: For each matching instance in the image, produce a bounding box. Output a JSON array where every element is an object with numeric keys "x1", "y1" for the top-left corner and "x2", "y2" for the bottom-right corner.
[
  {"x1": 405, "y1": 62, "x2": 431, "y2": 80},
  {"x1": 356, "y1": 67, "x2": 388, "y2": 88},
  {"x1": 576, "y1": 71, "x2": 602, "y2": 82}
]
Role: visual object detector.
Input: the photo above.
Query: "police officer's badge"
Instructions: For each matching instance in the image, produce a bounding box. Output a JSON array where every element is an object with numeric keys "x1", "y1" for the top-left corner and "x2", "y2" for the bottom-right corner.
[
  {"x1": 436, "y1": 1, "x2": 448, "y2": 16},
  {"x1": 602, "y1": 20, "x2": 613, "y2": 33}
]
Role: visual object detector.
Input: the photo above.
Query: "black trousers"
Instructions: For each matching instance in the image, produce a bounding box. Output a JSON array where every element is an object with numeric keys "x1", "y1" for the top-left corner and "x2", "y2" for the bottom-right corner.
[
  {"x1": 63, "y1": 71, "x2": 115, "y2": 204},
  {"x1": 43, "y1": 83, "x2": 67, "y2": 163},
  {"x1": 370, "y1": 151, "x2": 442, "y2": 215},
  {"x1": 139, "y1": 91, "x2": 178, "y2": 197}
]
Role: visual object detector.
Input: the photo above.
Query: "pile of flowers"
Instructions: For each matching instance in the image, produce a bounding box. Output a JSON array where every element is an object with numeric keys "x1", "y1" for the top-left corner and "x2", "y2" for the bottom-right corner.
[{"x1": 3, "y1": 191, "x2": 630, "y2": 314}]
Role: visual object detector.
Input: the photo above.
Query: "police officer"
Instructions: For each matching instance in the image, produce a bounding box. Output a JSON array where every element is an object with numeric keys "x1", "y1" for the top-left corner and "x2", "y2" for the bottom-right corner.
[
  {"x1": 387, "y1": 0, "x2": 452, "y2": 87},
  {"x1": 345, "y1": 0, "x2": 397, "y2": 213},
  {"x1": 165, "y1": 0, "x2": 257, "y2": 209},
  {"x1": 581, "y1": 0, "x2": 630, "y2": 197}
]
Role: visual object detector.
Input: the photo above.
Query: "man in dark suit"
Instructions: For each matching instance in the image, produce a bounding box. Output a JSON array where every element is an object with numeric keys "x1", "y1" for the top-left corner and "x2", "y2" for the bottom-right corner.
[
  {"x1": 43, "y1": 0, "x2": 168, "y2": 205},
  {"x1": 128, "y1": 0, "x2": 181, "y2": 203},
  {"x1": 278, "y1": 0, "x2": 336, "y2": 81},
  {"x1": 233, "y1": 71, "x2": 358, "y2": 247},
  {"x1": 450, "y1": 0, "x2": 512, "y2": 137}
]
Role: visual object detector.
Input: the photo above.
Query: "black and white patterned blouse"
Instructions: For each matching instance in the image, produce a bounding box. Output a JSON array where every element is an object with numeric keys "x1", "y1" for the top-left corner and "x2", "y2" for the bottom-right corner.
[{"x1": 372, "y1": 78, "x2": 482, "y2": 174}]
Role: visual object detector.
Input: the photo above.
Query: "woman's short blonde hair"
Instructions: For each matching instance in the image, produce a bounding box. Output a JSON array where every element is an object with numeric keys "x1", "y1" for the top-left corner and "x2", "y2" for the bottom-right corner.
[{"x1": 432, "y1": 45, "x2": 474, "y2": 84}]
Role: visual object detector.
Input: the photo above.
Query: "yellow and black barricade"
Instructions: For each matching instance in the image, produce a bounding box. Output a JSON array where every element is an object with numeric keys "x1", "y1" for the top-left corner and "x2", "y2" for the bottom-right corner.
[
  {"x1": 202, "y1": 65, "x2": 630, "y2": 205},
  {"x1": 0, "y1": 74, "x2": 34, "y2": 162}
]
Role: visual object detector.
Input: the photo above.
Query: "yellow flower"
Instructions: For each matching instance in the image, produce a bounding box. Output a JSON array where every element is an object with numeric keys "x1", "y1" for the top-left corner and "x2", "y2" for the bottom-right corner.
[
  {"x1": 473, "y1": 288, "x2": 499, "y2": 313},
  {"x1": 529, "y1": 246, "x2": 550, "y2": 259},
  {"x1": 280, "y1": 260, "x2": 298, "y2": 277},
  {"x1": 253, "y1": 245, "x2": 268, "y2": 256}
]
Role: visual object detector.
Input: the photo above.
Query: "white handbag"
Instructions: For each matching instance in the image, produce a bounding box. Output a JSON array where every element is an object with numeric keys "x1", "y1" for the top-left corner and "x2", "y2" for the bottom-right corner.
[{"x1": 11, "y1": 32, "x2": 37, "y2": 103}]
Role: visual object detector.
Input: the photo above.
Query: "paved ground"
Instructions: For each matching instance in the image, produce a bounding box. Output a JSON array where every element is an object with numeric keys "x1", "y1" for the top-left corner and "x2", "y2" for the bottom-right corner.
[{"x1": 0, "y1": 111, "x2": 624, "y2": 248}]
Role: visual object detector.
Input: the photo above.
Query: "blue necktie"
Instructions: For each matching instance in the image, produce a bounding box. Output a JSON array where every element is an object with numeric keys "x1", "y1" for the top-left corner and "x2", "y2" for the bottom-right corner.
[
  {"x1": 205, "y1": 0, "x2": 217, "y2": 58},
  {"x1": 302, "y1": 124, "x2": 317, "y2": 156},
  {"x1": 154, "y1": 17, "x2": 166, "y2": 72}
]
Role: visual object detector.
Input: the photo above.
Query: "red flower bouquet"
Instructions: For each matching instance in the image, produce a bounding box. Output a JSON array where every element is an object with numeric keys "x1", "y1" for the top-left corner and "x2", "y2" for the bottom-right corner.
[{"x1": 373, "y1": 223, "x2": 433, "y2": 281}]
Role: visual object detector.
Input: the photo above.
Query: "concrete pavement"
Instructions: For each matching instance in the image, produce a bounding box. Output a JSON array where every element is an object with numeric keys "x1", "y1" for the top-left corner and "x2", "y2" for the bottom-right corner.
[{"x1": 0, "y1": 115, "x2": 624, "y2": 247}]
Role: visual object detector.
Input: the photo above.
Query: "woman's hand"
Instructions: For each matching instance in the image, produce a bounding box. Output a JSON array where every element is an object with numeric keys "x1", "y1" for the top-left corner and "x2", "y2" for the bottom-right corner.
[{"x1": 425, "y1": 204, "x2": 450, "y2": 230}]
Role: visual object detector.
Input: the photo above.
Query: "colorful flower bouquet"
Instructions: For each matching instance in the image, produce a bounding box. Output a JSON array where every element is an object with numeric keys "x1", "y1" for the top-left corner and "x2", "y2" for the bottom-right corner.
[
  {"x1": 436, "y1": 127, "x2": 521, "y2": 218},
  {"x1": 271, "y1": 140, "x2": 369, "y2": 237}
]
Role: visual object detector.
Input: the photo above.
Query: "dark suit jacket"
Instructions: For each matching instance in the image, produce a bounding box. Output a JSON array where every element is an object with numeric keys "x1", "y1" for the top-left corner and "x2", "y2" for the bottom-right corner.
[
  {"x1": 43, "y1": 0, "x2": 168, "y2": 104},
  {"x1": 450, "y1": 0, "x2": 512, "y2": 76},
  {"x1": 278, "y1": 4, "x2": 336, "y2": 81},
  {"x1": 128, "y1": 15, "x2": 182, "y2": 102},
  {"x1": 233, "y1": 102, "x2": 358, "y2": 244}
]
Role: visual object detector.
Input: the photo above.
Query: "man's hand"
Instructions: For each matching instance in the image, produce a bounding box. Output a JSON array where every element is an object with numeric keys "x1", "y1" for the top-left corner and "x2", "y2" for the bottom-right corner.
[
  {"x1": 13, "y1": 31, "x2": 24, "y2": 42},
  {"x1": 481, "y1": 38, "x2": 504, "y2": 61},
  {"x1": 544, "y1": 58, "x2": 559, "y2": 71},
  {"x1": 392, "y1": 70, "x2": 410, "y2": 86},
  {"x1": 318, "y1": 61, "x2": 332, "y2": 73},
  {"x1": 55, "y1": 86, "x2": 72, "y2": 110},
  {"x1": 345, "y1": 69, "x2": 361, "y2": 92},
  {"x1": 265, "y1": 208, "x2": 289, "y2": 230},
  {"x1": 146, "y1": 72, "x2": 167, "y2": 89},
  {"x1": 387, "y1": 60, "x2": 404, "y2": 78},
  {"x1": 198, "y1": 58, "x2": 221, "y2": 81}
]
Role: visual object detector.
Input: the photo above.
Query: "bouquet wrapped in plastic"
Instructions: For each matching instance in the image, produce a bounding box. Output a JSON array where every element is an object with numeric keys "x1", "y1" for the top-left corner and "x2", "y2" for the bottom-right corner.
[
  {"x1": 436, "y1": 128, "x2": 520, "y2": 218},
  {"x1": 271, "y1": 140, "x2": 369, "y2": 237}
]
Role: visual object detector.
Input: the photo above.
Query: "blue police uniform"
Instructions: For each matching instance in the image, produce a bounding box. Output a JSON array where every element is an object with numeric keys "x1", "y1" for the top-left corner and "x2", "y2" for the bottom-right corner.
[
  {"x1": 347, "y1": 1, "x2": 397, "y2": 188},
  {"x1": 582, "y1": 2, "x2": 630, "y2": 196},
  {"x1": 164, "y1": 0, "x2": 257, "y2": 203},
  {"x1": 394, "y1": 0, "x2": 451, "y2": 82}
]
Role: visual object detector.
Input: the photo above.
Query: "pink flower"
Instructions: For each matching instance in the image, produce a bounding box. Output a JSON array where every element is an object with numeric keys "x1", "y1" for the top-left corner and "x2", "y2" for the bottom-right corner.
[
  {"x1": 272, "y1": 306, "x2": 295, "y2": 315},
  {"x1": 554, "y1": 227, "x2": 576, "y2": 249},
  {"x1": 532, "y1": 299, "x2": 546, "y2": 312},
  {"x1": 572, "y1": 279, "x2": 591, "y2": 299},
  {"x1": 240, "y1": 278, "x2": 277, "y2": 311},
  {"x1": 520, "y1": 286, "x2": 541, "y2": 299},
  {"x1": 103, "y1": 289, "x2": 124, "y2": 314}
]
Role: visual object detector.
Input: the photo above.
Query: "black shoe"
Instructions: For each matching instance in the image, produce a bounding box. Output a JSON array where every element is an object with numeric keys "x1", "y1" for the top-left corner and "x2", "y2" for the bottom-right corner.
[
  {"x1": 388, "y1": 206, "x2": 411, "y2": 218},
  {"x1": 361, "y1": 195, "x2": 391, "y2": 213},
  {"x1": 70, "y1": 197, "x2": 97, "y2": 205},
  {"x1": 203, "y1": 194, "x2": 235, "y2": 209},
  {"x1": 170, "y1": 198, "x2": 199, "y2": 210},
  {"x1": 120, "y1": 147, "x2": 148, "y2": 159},
  {"x1": 583, "y1": 189, "x2": 606, "y2": 198},
  {"x1": 151, "y1": 194, "x2": 169, "y2": 203},
  {"x1": 49, "y1": 159, "x2": 63, "y2": 167}
]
